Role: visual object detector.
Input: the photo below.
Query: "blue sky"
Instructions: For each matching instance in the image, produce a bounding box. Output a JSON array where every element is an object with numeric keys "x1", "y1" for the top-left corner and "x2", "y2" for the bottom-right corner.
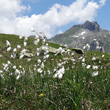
[
  {"x1": 95, "y1": 0, "x2": 110, "y2": 30},
  {"x1": 0, "y1": 0, "x2": 109, "y2": 38},
  {"x1": 23, "y1": 0, "x2": 110, "y2": 30}
]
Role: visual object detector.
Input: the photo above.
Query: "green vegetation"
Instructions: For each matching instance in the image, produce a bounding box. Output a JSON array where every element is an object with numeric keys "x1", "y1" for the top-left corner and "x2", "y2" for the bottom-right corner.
[{"x1": 0, "y1": 34, "x2": 110, "y2": 110}]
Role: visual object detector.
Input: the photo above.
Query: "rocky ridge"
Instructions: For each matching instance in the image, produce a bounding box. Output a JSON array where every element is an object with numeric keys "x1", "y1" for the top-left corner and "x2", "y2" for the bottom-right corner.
[{"x1": 49, "y1": 21, "x2": 110, "y2": 53}]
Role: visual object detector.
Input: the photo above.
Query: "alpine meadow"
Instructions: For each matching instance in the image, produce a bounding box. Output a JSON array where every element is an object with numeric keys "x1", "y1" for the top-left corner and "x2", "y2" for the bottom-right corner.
[
  {"x1": 0, "y1": 0, "x2": 110, "y2": 109},
  {"x1": 0, "y1": 32, "x2": 110, "y2": 110}
]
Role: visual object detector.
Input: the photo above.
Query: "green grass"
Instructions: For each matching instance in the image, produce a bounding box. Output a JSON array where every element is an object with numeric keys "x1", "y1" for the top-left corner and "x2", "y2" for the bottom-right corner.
[{"x1": 0, "y1": 34, "x2": 110, "y2": 109}]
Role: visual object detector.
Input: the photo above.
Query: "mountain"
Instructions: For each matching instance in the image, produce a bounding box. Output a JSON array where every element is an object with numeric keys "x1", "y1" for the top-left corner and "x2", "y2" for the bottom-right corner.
[{"x1": 49, "y1": 21, "x2": 110, "y2": 53}]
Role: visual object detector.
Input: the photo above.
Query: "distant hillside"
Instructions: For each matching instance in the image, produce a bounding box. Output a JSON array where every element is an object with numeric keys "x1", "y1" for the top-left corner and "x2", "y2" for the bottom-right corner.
[{"x1": 49, "y1": 21, "x2": 110, "y2": 53}]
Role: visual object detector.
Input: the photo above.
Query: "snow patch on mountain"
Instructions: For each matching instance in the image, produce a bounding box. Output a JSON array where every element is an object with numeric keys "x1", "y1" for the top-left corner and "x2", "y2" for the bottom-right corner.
[
  {"x1": 80, "y1": 31, "x2": 86, "y2": 36},
  {"x1": 72, "y1": 35, "x2": 79, "y2": 38}
]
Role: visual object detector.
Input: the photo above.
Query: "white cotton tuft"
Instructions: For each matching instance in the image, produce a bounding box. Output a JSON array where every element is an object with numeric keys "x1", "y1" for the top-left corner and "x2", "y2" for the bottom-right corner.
[{"x1": 92, "y1": 71, "x2": 99, "y2": 76}]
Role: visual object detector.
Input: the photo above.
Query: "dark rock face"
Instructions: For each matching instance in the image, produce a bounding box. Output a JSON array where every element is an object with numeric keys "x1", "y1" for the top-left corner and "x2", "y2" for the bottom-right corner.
[
  {"x1": 73, "y1": 21, "x2": 101, "y2": 32},
  {"x1": 72, "y1": 48, "x2": 84, "y2": 54},
  {"x1": 83, "y1": 21, "x2": 101, "y2": 32}
]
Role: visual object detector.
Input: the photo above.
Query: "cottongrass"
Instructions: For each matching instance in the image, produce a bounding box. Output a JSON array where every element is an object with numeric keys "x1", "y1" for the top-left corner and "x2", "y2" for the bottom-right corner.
[{"x1": 92, "y1": 71, "x2": 99, "y2": 76}]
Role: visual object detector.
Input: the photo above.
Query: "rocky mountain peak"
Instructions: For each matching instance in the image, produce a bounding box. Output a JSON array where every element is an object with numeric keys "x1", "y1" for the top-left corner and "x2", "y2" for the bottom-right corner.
[
  {"x1": 73, "y1": 20, "x2": 101, "y2": 32},
  {"x1": 83, "y1": 21, "x2": 101, "y2": 32},
  {"x1": 50, "y1": 21, "x2": 110, "y2": 53}
]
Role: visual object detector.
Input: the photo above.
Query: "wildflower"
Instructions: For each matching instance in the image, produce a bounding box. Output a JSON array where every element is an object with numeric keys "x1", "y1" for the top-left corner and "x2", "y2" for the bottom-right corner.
[
  {"x1": 34, "y1": 65, "x2": 37, "y2": 67},
  {"x1": 19, "y1": 54, "x2": 24, "y2": 59},
  {"x1": 82, "y1": 58, "x2": 85, "y2": 62},
  {"x1": 92, "y1": 57, "x2": 96, "y2": 61},
  {"x1": 79, "y1": 56, "x2": 83, "y2": 60},
  {"x1": 58, "y1": 73, "x2": 63, "y2": 79},
  {"x1": 13, "y1": 48, "x2": 17, "y2": 52},
  {"x1": 96, "y1": 46, "x2": 101, "y2": 49},
  {"x1": 42, "y1": 46, "x2": 48, "y2": 51},
  {"x1": 37, "y1": 48, "x2": 40, "y2": 51},
  {"x1": 3, "y1": 63, "x2": 9, "y2": 71},
  {"x1": 53, "y1": 73, "x2": 57, "y2": 78},
  {"x1": 24, "y1": 41, "x2": 27, "y2": 47},
  {"x1": 46, "y1": 43, "x2": 48, "y2": 46},
  {"x1": 17, "y1": 45, "x2": 21, "y2": 49},
  {"x1": 34, "y1": 67, "x2": 36, "y2": 71},
  {"x1": 27, "y1": 58, "x2": 31, "y2": 62},
  {"x1": 35, "y1": 35, "x2": 39, "y2": 39},
  {"x1": 86, "y1": 65, "x2": 91, "y2": 69},
  {"x1": 92, "y1": 71, "x2": 99, "y2": 76},
  {"x1": 46, "y1": 50, "x2": 49, "y2": 54},
  {"x1": 41, "y1": 62, "x2": 44, "y2": 69},
  {"x1": 19, "y1": 65, "x2": 22, "y2": 68},
  {"x1": 37, "y1": 38, "x2": 40, "y2": 42},
  {"x1": 45, "y1": 54, "x2": 49, "y2": 58},
  {"x1": 21, "y1": 49, "x2": 27, "y2": 54},
  {"x1": 47, "y1": 70, "x2": 51, "y2": 75},
  {"x1": 102, "y1": 54, "x2": 105, "y2": 57},
  {"x1": 13, "y1": 66, "x2": 16, "y2": 69},
  {"x1": 40, "y1": 93, "x2": 43, "y2": 96},
  {"x1": 53, "y1": 66, "x2": 65, "y2": 79},
  {"x1": 71, "y1": 58, "x2": 76, "y2": 62},
  {"x1": 15, "y1": 69, "x2": 20, "y2": 75},
  {"x1": 37, "y1": 68, "x2": 43, "y2": 73},
  {"x1": 11, "y1": 54, "x2": 14, "y2": 58},
  {"x1": 71, "y1": 52, "x2": 74, "y2": 56},
  {"x1": 99, "y1": 61, "x2": 101, "y2": 63},
  {"x1": 57, "y1": 63, "x2": 62, "y2": 67},
  {"x1": 54, "y1": 68, "x2": 57, "y2": 72},
  {"x1": 92, "y1": 65, "x2": 98, "y2": 70},
  {"x1": 19, "y1": 35, "x2": 23, "y2": 39},
  {"x1": 56, "y1": 47, "x2": 65, "y2": 55},
  {"x1": 6, "y1": 40, "x2": 11, "y2": 47},
  {"x1": 83, "y1": 46, "x2": 86, "y2": 49},
  {"x1": 90, "y1": 81, "x2": 93, "y2": 84},
  {"x1": 24, "y1": 37, "x2": 28, "y2": 41},
  {"x1": 84, "y1": 44, "x2": 90, "y2": 51},
  {"x1": 34, "y1": 38, "x2": 40, "y2": 45},
  {"x1": 7, "y1": 61, "x2": 11, "y2": 65},
  {"x1": 7, "y1": 47, "x2": 11, "y2": 51},
  {"x1": 37, "y1": 59, "x2": 41, "y2": 63},
  {"x1": 75, "y1": 103, "x2": 77, "y2": 107},
  {"x1": 36, "y1": 52, "x2": 40, "y2": 56},
  {"x1": 0, "y1": 70, "x2": 3, "y2": 73},
  {"x1": 82, "y1": 63, "x2": 86, "y2": 66},
  {"x1": 34, "y1": 40, "x2": 39, "y2": 45},
  {"x1": 43, "y1": 55, "x2": 48, "y2": 59}
]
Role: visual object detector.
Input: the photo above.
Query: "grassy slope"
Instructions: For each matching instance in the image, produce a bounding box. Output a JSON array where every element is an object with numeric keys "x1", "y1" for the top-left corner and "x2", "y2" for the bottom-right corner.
[
  {"x1": 0, "y1": 34, "x2": 110, "y2": 109},
  {"x1": 50, "y1": 27, "x2": 80, "y2": 44}
]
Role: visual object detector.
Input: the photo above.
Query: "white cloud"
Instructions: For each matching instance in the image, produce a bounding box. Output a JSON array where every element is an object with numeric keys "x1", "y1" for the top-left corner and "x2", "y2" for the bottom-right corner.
[
  {"x1": 0, "y1": 0, "x2": 106, "y2": 38},
  {"x1": 57, "y1": 30, "x2": 63, "y2": 34},
  {"x1": 0, "y1": 0, "x2": 26, "y2": 19},
  {"x1": 99, "y1": 0, "x2": 106, "y2": 6}
]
